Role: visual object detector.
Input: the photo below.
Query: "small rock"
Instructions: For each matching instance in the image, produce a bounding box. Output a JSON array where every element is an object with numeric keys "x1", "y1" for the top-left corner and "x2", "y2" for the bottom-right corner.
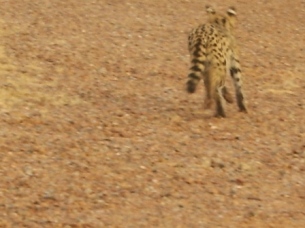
[
  {"x1": 98, "y1": 67, "x2": 107, "y2": 75},
  {"x1": 23, "y1": 167, "x2": 34, "y2": 176},
  {"x1": 211, "y1": 159, "x2": 225, "y2": 169}
]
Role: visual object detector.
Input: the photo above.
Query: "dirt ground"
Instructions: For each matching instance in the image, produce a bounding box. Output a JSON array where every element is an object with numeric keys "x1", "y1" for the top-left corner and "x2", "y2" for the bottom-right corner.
[{"x1": 0, "y1": 0, "x2": 304, "y2": 227}]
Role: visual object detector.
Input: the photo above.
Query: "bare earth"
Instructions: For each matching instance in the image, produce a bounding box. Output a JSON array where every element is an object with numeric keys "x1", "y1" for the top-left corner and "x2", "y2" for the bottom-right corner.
[{"x1": 0, "y1": 0, "x2": 304, "y2": 227}]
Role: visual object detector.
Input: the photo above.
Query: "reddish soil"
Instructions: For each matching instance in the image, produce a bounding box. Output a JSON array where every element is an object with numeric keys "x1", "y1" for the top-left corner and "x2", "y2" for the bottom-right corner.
[{"x1": 0, "y1": 0, "x2": 304, "y2": 227}]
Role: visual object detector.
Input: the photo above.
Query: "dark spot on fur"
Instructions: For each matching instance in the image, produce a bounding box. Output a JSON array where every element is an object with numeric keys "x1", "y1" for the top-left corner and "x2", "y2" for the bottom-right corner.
[
  {"x1": 190, "y1": 65, "x2": 201, "y2": 72},
  {"x1": 186, "y1": 73, "x2": 200, "y2": 93},
  {"x1": 188, "y1": 72, "x2": 200, "y2": 80},
  {"x1": 230, "y1": 67, "x2": 241, "y2": 76},
  {"x1": 191, "y1": 59, "x2": 206, "y2": 65}
]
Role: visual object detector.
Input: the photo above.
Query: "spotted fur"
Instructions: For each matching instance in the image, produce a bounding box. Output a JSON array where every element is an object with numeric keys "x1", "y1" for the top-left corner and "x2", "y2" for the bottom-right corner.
[{"x1": 186, "y1": 5, "x2": 247, "y2": 117}]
